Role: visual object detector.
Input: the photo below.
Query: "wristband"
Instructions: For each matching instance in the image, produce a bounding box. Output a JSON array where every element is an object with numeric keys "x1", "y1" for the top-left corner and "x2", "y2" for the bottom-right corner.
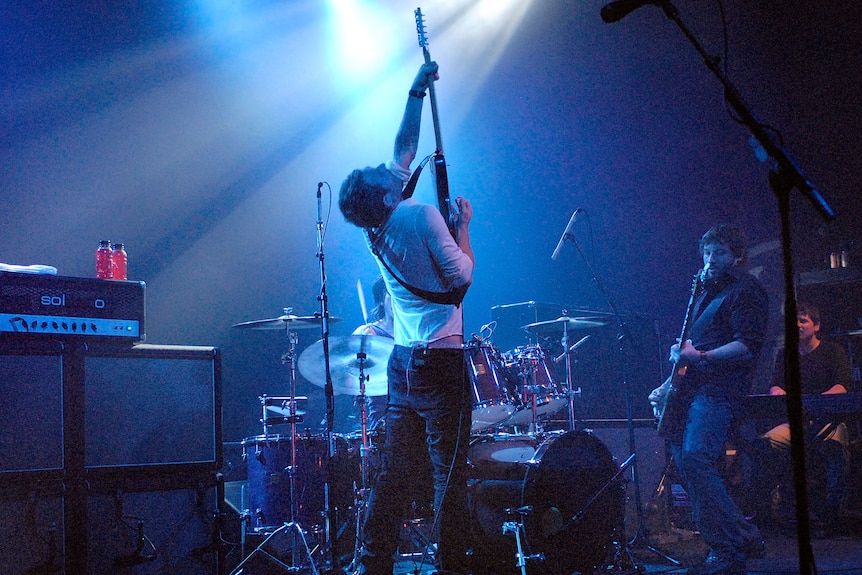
[
  {"x1": 698, "y1": 350, "x2": 708, "y2": 366},
  {"x1": 409, "y1": 89, "x2": 427, "y2": 99}
]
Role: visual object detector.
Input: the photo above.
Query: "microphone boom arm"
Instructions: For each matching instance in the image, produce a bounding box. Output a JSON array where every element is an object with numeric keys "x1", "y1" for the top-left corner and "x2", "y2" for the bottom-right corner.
[{"x1": 656, "y1": 1, "x2": 833, "y2": 221}]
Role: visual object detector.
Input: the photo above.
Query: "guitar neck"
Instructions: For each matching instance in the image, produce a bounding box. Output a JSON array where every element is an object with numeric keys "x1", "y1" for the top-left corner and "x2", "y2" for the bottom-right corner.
[{"x1": 422, "y1": 47, "x2": 444, "y2": 155}]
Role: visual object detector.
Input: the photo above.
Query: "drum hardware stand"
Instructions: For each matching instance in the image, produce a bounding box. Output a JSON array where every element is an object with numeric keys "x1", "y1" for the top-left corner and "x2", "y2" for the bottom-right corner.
[
  {"x1": 190, "y1": 471, "x2": 230, "y2": 575},
  {"x1": 315, "y1": 181, "x2": 339, "y2": 571},
  {"x1": 501, "y1": 506, "x2": 544, "y2": 575},
  {"x1": 348, "y1": 352, "x2": 372, "y2": 572},
  {"x1": 638, "y1": 450, "x2": 685, "y2": 565},
  {"x1": 561, "y1": 453, "x2": 640, "y2": 574},
  {"x1": 554, "y1": 330, "x2": 589, "y2": 430},
  {"x1": 237, "y1": 328, "x2": 321, "y2": 574},
  {"x1": 230, "y1": 522, "x2": 320, "y2": 575},
  {"x1": 559, "y1": 315, "x2": 579, "y2": 432}
]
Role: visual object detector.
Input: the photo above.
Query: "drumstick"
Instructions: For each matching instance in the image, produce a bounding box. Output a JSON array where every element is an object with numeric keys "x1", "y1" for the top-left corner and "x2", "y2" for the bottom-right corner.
[{"x1": 356, "y1": 278, "x2": 369, "y2": 324}]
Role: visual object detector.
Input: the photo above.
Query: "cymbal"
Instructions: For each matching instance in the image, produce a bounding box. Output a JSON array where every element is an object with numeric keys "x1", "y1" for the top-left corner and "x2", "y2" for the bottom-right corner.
[
  {"x1": 522, "y1": 316, "x2": 607, "y2": 334},
  {"x1": 298, "y1": 335, "x2": 394, "y2": 396},
  {"x1": 232, "y1": 313, "x2": 341, "y2": 331}
]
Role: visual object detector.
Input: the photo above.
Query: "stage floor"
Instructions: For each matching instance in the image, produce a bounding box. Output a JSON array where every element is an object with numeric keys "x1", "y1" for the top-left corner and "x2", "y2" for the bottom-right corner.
[{"x1": 631, "y1": 528, "x2": 862, "y2": 575}]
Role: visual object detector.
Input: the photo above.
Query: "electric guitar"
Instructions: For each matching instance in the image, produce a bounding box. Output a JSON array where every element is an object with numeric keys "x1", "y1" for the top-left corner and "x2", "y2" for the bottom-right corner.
[
  {"x1": 655, "y1": 268, "x2": 707, "y2": 438},
  {"x1": 415, "y1": 7, "x2": 456, "y2": 240}
]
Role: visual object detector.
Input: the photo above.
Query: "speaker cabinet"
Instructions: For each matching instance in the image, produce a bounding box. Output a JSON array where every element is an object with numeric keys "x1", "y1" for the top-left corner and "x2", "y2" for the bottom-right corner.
[
  {"x1": 0, "y1": 343, "x2": 64, "y2": 476},
  {"x1": 0, "y1": 341, "x2": 224, "y2": 574},
  {"x1": 83, "y1": 344, "x2": 222, "y2": 472},
  {"x1": 0, "y1": 482, "x2": 65, "y2": 575},
  {"x1": 85, "y1": 476, "x2": 221, "y2": 575}
]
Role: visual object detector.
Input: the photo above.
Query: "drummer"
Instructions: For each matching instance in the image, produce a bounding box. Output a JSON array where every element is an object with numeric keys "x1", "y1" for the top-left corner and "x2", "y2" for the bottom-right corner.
[{"x1": 352, "y1": 275, "x2": 393, "y2": 431}]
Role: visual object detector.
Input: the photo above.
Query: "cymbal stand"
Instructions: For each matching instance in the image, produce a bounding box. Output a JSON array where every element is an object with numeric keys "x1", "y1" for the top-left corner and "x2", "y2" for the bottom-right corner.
[
  {"x1": 234, "y1": 328, "x2": 320, "y2": 575},
  {"x1": 283, "y1": 327, "x2": 315, "y2": 572},
  {"x1": 350, "y1": 353, "x2": 371, "y2": 570},
  {"x1": 554, "y1": 332, "x2": 589, "y2": 430},
  {"x1": 559, "y1": 317, "x2": 580, "y2": 431},
  {"x1": 356, "y1": 352, "x2": 372, "y2": 491},
  {"x1": 231, "y1": 522, "x2": 319, "y2": 575}
]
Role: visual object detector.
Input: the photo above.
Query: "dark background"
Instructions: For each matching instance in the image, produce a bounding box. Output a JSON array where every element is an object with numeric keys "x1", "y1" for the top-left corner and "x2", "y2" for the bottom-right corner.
[{"x1": 3, "y1": 0, "x2": 861, "y2": 443}]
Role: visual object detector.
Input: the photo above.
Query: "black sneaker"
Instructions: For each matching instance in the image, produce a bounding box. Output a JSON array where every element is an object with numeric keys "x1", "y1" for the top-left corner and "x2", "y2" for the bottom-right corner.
[
  {"x1": 742, "y1": 538, "x2": 765, "y2": 559},
  {"x1": 686, "y1": 551, "x2": 746, "y2": 575}
]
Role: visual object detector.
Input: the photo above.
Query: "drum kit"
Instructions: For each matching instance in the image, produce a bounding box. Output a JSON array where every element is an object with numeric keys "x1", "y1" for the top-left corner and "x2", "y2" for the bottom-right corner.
[
  {"x1": 229, "y1": 309, "x2": 395, "y2": 573},
  {"x1": 228, "y1": 309, "x2": 630, "y2": 575},
  {"x1": 464, "y1": 315, "x2": 632, "y2": 575}
]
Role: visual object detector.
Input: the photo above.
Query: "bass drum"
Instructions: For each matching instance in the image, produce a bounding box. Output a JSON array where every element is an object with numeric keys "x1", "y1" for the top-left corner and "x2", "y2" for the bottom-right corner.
[{"x1": 468, "y1": 431, "x2": 624, "y2": 575}]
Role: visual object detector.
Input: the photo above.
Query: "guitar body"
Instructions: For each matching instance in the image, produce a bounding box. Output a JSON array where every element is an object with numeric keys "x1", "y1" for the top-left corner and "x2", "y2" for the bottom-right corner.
[
  {"x1": 656, "y1": 367, "x2": 693, "y2": 438},
  {"x1": 655, "y1": 270, "x2": 706, "y2": 438}
]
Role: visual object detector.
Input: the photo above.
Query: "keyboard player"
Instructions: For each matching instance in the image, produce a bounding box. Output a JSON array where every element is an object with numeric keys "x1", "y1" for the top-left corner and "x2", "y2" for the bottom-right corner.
[{"x1": 755, "y1": 302, "x2": 852, "y2": 535}]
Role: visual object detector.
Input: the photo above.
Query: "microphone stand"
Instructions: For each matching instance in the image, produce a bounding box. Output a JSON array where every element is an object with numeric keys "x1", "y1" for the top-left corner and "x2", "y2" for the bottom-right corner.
[
  {"x1": 652, "y1": 4, "x2": 835, "y2": 575},
  {"x1": 563, "y1": 232, "x2": 653, "y2": 570},
  {"x1": 315, "y1": 182, "x2": 337, "y2": 570}
]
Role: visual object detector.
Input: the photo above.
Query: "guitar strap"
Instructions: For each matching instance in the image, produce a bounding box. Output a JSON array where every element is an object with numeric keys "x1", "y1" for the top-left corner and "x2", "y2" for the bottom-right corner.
[
  {"x1": 401, "y1": 155, "x2": 432, "y2": 200},
  {"x1": 366, "y1": 228, "x2": 466, "y2": 306}
]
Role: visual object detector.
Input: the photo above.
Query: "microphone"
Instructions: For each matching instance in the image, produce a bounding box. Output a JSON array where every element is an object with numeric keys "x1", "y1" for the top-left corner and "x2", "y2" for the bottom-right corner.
[
  {"x1": 600, "y1": 0, "x2": 656, "y2": 23},
  {"x1": 551, "y1": 208, "x2": 583, "y2": 261}
]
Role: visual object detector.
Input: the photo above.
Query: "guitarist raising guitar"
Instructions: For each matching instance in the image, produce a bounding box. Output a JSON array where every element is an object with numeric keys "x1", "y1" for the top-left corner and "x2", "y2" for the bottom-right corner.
[
  {"x1": 647, "y1": 224, "x2": 768, "y2": 575},
  {"x1": 337, "y1": 10, "x2": 475, "y2": 575}
]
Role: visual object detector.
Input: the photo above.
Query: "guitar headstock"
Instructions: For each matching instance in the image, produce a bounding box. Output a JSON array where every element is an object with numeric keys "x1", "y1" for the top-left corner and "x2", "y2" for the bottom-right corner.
[{"x1": 415, "y1": 8, "x2": 428, "y2": 48}]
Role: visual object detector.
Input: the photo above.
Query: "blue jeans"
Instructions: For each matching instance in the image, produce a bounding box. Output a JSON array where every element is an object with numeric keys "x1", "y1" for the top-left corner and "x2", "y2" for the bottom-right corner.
[
  {"x1": 671, "y1": 394, "x2": 760, "y2": 562},
  {"x1": 359, "y1": 345, "x2": 472, "y2": 575}
]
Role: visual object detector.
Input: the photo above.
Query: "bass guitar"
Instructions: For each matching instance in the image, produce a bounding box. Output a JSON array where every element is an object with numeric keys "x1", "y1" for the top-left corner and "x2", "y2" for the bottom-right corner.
[
  {"x1": 655, "y1": 267, "x2": 707, "y2": 438},
  {"x1": 414, "y1": 7, "x2": 456, "y2": 240}
]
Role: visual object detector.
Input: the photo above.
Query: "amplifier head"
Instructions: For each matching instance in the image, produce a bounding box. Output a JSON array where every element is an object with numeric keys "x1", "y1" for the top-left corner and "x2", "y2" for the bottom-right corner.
[{"x1": 0, "y1": 272, "x2": 145, "y2": 341}]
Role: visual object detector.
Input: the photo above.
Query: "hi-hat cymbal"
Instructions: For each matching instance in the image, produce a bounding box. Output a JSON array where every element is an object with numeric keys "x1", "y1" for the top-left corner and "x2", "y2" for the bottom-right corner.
[
  {"x1": 298, "y1": 335, "x2": 394, "y2": 396},
  {"x1": 522, "y1": 316, "x2": 607, "y2": 334},
  {"x1": 232, "y1": 313, "x2": 341, "y2": 331}
]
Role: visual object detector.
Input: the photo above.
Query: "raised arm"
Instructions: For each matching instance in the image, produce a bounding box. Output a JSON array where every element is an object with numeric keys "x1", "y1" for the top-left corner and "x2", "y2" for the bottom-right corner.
[{"x1": 393, "y1": 62, "x2": 439, "y2": 170}]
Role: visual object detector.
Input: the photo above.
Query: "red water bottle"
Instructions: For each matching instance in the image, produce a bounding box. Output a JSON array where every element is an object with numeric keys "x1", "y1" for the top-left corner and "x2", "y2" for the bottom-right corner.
[
  {"x1": 111, "y1": 243, "x2": 128, "y2": 280},
  {"x1": 96, "y1": 240, "x2": 113, "y2": 279}
]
